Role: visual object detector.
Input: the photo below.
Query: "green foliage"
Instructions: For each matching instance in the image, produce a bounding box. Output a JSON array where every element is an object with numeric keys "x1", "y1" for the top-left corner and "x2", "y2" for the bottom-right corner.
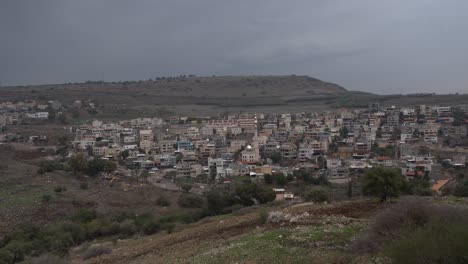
[
  {"x1": 177, "y1": 193, "x2": 204, "y2": 208},
  {"x1": 385, "y1": 220, "x2": 468, "y2": 264},
  {"x1": 304, "y1": 188, "x2": 329, "y2": 203},
  {"x1": 180, "y1": 183, "x2": 192, "y2": 193},
  {"x1": 275, "y1": 174, "x2": 287, "y2": 186},
  {"x1": 79, "y1": 182, "x2": 88, "y2": 190},
  {"x1": 119, "y1": 150, "x2": 130, "y2": 159},
  {"x1": 362, "y1": 167, "x2": 405, "y2": 201},
  {"x1": 264, "y1": 174, "x2": 273, "y2": 184},
  {"x1": 269, "y1": 152, "x2": 282, "y2": 164},
  {"x1": 142, "y1": 221, "x2": 160, "y2": 235},
  {"x1": 54, "y1": 186, "x2": 66, "y2": 193},
  {"x1": 41, "y1": 194, "x2": 52, "y2": 203},
  {"x1": 454, "y1": 180, "x2": 468, "y2": 197},
  {"x1": 68, "y1": 154, "x2": 88, "y2": 175},
  {"x1": 38, "y1": 160, "x2": 63, "y2": 174},
  {"x1": 258, "y1": 210, "x2": 268, "y2": 225},
  {"x1": 405, "y1": 180, "x2": 433, "y2": 196},
  {"x1": 155, "y1": 196, "x2": 170, "y2": 207},
  {"x1": 81, "y1": 246, "x2": 112, "y2": 261},
  {"x1": 73, "y1": 209, "x2": 97, "y2": 223},
  {"x1": 86, "y1": 158, "x2": 117, "y2": 177},
  {"x1": 255, "y1": 187, "x2": 276, "y2": 204},
  {"x1": 206, "y1": 190, "x2": 229, "y2": 215},
  {"x1": 119, "y1": 220, "x2": 137, "y2": 236}
]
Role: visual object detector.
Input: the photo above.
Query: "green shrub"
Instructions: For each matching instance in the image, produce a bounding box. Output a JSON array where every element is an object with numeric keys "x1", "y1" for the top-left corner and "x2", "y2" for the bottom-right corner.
[
  {"x1": 163, "y1": 223, "x2": 176, "y2": 234},
  {"x1": 351, "y1": 197, "x2": 468, "y2": 258},
  {"x1": 31, "y1": 253, "x2": 66, "y2": 264},
  {"x1": 304, "y1": 188, "x2": 329, "y2": 203},
  {"x1": 142, "y1": 221, "x2": 160, "y2": 235},
  {"x1": 81, "y1": 246, "x2": 112, "y2": 261},
  {"x1": 155, "y1": 196, "x2": 170, "y2": 207},
  {"x1": 79, "y1": 182, "x2": 88, "y2": 190},
  {"x1": 385, "y1": 220, "x2": 468, "y2": 264},
  {"x1": 0, "y1": 249, "x2": 14, "y2": 264},
  {"x1": 177, "y1": 194, "x2": 204, "y2": 208},
  {"x1": 454, "y1": 180, "x2": 468, "y2": 197},
  {"x1": 258, "y1": 210, "x2": 268, "y2": 225},
  {"x1": 41, "y1": 194, "x2": 52, "y2": 203},
  {"x1": 54, "y1": 186, "x2": 66, "y2": 193},
  {"x1": 73, "y1": 209, "x2": 97, "y2": 223},
  {"x1": 119, "y1": 220, "x2": 137, "y2": 237}
]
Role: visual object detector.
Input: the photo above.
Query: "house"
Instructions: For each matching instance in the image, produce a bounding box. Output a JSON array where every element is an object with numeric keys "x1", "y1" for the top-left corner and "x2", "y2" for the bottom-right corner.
[
  {"x1": 208, "y1": 157, "x2": 225, "y2": 179},
  {"x1": 280, "y1": 143, "x2": 297, "y2": 160},
  {"x1": 25, "y1": 112, "x2": 49, "y2": 119}
]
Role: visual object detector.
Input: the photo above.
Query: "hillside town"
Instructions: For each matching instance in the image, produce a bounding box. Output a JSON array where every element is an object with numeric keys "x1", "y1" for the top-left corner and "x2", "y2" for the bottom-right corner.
[{"x1": 1, "y1": 99, "x2": 467, "y2": 197}]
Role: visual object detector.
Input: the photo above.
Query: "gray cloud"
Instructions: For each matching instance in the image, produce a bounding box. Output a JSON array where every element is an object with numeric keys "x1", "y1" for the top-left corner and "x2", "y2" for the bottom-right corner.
[{"x1": 1, "y1": 0, "x2": 468, "y2": 94}]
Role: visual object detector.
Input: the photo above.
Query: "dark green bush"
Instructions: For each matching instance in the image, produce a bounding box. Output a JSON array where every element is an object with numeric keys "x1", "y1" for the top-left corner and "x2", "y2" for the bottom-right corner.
[
  {"x1": 142, "y1": 221, "x2": 160, "y2": 235},
  {"x1": 177, "y1": 194, "x2": 204, "y2": 208},
  {"x1": 119, "y1": 220, "x2": 137, "y2": 237},
  {"x1": 304, "y1": 188, "x2": 329, "y2": 203},
  {"x1": 385, "y1": 220, "x2": 468, "y2": 264},
  {"x1": 350, "y1": 197, "x2": 468, "y2": 263},
  {"x1": 155, "y1": 196, "x2": 170, "y2": 207}
]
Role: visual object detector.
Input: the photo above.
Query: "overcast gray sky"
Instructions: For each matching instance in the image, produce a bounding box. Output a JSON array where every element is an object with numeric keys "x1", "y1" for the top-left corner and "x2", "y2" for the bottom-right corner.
[{"x1": 1, "y1": 0, "x2": 468, "y2": 94}]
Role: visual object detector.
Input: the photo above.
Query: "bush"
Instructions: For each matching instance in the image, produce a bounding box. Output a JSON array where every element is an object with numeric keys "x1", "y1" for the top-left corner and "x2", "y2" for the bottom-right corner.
[
  {"x1": 255, "y1": 187, "x2": 276, "y2": 204},
  {"x1": 0, "y1": 249, "x2": 14, "y2": 264},
  {"x1": 31, "y1": 253, "x2": 66, "y2": 264},
  {"x1": 79, "y1": 182, "x2": 88, "y2": 190},
  {"x1": 275, "y1": 174, "x2": 287, "y2": 186},
  {"x1": 385, "y1": 220, "x2": 468, "y2": 264},
  {"x1": 258, "y1": 210, "x2": 268, "y2": 225},
  {"x1": 54, "y1": 186, "x2": 66, "y2": 193},
  {"x1": 264, "y1": 174, "x2": 273, "y2": 184},
  {"x1": 454, "y1": 180, "x2": 468, "y2": 197},
  {"x1": 155, "y1": 196, "x2": 170, "y2": 207},
  {"x1": 177, "y1": 194, "x2": 204, "y2": 208},
  {"x1": 119, "y1": 220, "x2": 137, "y2": 237},
  {"x1": 350, "y1": 197, "x2": 468, "y2": 256},
  {"x1": 81, "y1": 246, "x2": 112, "y2": 261},
  {"x1": 41, "y1": 194, "x2": 52, "y2": 203},
  {"x1": 304, "y1": 188, "x2": 329, "y2": 203},
  {"x1": 73, "y1": 209, "x2": 97, "y2": 223},
  {"x1": 142, "y1": 221, "x2": 160, "y2": 235},
  {"x1": 163, "y1": 223, "x2": 176, "y2": 234}
]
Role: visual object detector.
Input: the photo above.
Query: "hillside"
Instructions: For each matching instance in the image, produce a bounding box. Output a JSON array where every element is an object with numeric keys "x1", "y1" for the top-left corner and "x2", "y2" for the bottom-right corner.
[
  {"x1": 0, "y1": 75, "x2": 349, "y2": 116},
  {"x1": 74, "y1": 200, "x2": 384, "y2": 264},
  {"x1": 2, "y1": 75, "x2": 467, "y2": 117}
]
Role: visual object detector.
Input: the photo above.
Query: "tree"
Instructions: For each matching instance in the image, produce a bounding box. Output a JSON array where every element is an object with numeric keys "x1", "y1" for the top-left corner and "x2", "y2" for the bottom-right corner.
[
  {"x1": 86, "y1": 158, "x2": 116, "y2": 177},
  {"x1": 270, "y1": 152, "x2": 282, "y2": 164},
  {"x1": 119, "y1": 150, "x2": 130, "y2": 159},
  {"x1": 304, "y1": 188, "x2": 329, "y2": 203},
  {"x1": 255, "y1": 186, "x2": 276, "y2": 204},
  {"x1": 57, "y1": 113, "x2": 68, "y2": 124},
  {"x1": 206, "y1": 190, "x2": 226, "y2": 215},
  {"x1": 362, "y1": 167, "x2": 405, "y2": 202},
  {"x1": 181, "y1": 183, "x2": 192, "y2": 193},
  {"x1": 275, "y1": 174, "x2": 287, "y2": 186},
  {"x1": 69, "y1": 154, "x2": 88, "y2": 175},
  {"x1": 454, "y1": 180, "x2": 468, "y2": 197},
  {"x1": 264, "y1": 174, "x2": 273, "y2": 184}
]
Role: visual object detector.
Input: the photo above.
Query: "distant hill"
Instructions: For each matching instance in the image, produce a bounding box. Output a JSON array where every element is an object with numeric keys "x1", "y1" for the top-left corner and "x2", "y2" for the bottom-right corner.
[
  {"x1": 1, "y1": 75, "x2": 466, "y2": 117},
  {"x1": 0, "y1": 75, "x2": 349, "y2": 116}
]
